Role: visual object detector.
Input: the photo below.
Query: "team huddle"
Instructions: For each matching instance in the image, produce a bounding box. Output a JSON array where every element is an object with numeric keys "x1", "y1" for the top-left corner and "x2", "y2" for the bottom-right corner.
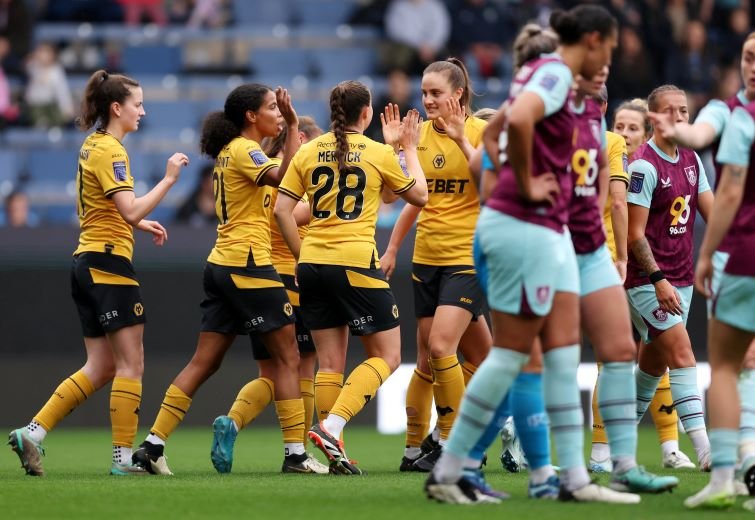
[{"x1": 6, "y1": 2, "x2": 755, "y2": 512}]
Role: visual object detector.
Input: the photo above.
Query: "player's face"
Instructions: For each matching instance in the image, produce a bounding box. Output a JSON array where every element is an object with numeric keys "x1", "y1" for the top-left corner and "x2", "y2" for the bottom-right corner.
[
  {"x1": 421, "y1": 71, "x2": 461, "y2": 120},
  {"x1": 252, "y1": 89, "x2": 283, "y2": 138},
  {"x1": 655, "y1": 91, "x2": 689, "y2": 125},
  {"x1": 117, "y1": 86, "x2": 145, "y2": 133},
  {"x1": 576, "y1": 65, "x2": 608, "y2": 97},
  {"x1": 741, "y1": 38, "x2": 755, "y2": 98},
  {"x1": 613, "y1": 109, "x2": 647, "y2": 157},
  {"x1": 580, "y1": 29, "x2": 617, "y2": 80}
]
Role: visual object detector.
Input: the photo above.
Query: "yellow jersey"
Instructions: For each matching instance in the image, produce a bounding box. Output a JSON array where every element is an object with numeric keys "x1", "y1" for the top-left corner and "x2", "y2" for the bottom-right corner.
[
  {"x1": 413, "y1": 117, "x2": 486, "y2": 266},
  {"x1": 269, "y1": 189, "x2": 308, "y2": 276},
  {"x1": 279, "y1": 131, "x2": 416, "y2": 269},
  {"x1": 207, "y1": 136, "x2": 278, "y2": 267},
  {"x1": 603, "y1": 131, "x2": 629, "y2": 261},
  {"x1": 74, "y1": 131, "x2": 135, "y2": 260}
]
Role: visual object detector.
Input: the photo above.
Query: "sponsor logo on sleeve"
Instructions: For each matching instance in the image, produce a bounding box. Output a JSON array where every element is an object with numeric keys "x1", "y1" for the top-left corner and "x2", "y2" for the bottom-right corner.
[
  {"x1": 538, "y1": 73, "x2": 559, "y2": 91},
  {"x1": 398, "y1": 151, "x2": 410, "y2": 178},
  {"x1": 249, "y1": 150, "x2": 269, "y2": 167},
  {"x1": 622, "y1": 153, "x2": 628, "y2": 173},
  {"x1": 629, "y1": 172, "x2": 644, "y2": 194},
  {"x1": 113, "y1": 161, "x2": 127, "y2": 182}
]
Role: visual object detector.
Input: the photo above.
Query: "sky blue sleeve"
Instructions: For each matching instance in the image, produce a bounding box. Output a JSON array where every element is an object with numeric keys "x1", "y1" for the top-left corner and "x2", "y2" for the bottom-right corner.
[
  {"x1": 481, "y1": 150, "x2": 494, "y2": 171},
  {"x1": 522, "y1": 62, "x2": 572, "y2": 117},
  {"x1": 716, "y1": 107, "x2": 755, "y2": 167},
  {"x1": 695, "y1": 99, "x2": 730, "y2": 138},
  {"x1": 626, "y1": 159, "x2": 658, "y2": 208},
  {"x1": 600, "y1": 116, "x2": 607, "y2": 151},
  {"x1": 695, "y1": 153, "x2": 711, "y2": 194}
]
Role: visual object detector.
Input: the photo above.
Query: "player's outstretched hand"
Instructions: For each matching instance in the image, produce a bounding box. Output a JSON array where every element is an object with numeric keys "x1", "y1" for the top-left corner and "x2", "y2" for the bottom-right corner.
[
  {"x1": 381, "y1": 103, "x2": 402, "y2": 148},
  {"x1": 165, "y1": 153, "x2": 189, "y2": 183},
  {"x1": 137, "y1": 219, "x2": 168, "y2": 246},
  {"x1": 276, "y1": 87, "x2": 299, "y2": 127},
  {"x1": 399, "y1": 108, "x2": 422, "y2": 151}
]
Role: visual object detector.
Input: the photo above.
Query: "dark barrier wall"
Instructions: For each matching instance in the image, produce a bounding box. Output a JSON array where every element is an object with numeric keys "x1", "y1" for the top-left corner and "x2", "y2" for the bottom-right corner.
[{"x1": 0, "y1": 225, "x2": 710, "y2": 427}]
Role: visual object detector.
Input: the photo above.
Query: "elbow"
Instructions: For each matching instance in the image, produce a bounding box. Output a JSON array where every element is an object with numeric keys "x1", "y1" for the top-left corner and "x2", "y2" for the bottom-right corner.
[
  {"x1": 611, "y1": 197, "x2": 627, "y2": 213},
  {"x1": 413, "y1": 191, "x2": 429, "y2": 207},
  {"x1": 120, "y1": 211, "x2": 141, "y2": 227}
]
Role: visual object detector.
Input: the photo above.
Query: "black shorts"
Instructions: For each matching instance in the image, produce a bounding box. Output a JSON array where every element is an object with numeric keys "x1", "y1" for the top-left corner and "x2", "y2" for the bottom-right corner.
[
  {"x1": 251, "y1": 274, "x2": 315, "y2": 360},
  {"x1": 412, "y1": 263, "x2": 485, "y2": 319},
  {"x1": 200, "y1": 262, "x2": 295, "y2": 336},
  {"x1": 297, "y1": 263, "x2": 400, "y2": 336},
  {"x1": 71, "y1": 252, "x2": 146, "y2": 337}
]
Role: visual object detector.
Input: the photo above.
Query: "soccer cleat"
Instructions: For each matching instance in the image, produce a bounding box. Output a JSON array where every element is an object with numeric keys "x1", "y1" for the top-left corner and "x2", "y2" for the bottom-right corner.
[
  {"x1": 662, "y1": 450, "x2": 696, "y2": 469},
  {"x1": 609, "y1": 465, "x2": 678, "y2": 493},
  {"x1": 588, "y1": 456, "x2": 613, "y2": 474},
  {"x1": 697, "y1": 448, "x2": 712, "y2": 472},
  {"x1": 420, "y1": 433, "x2": 439, "y2": 455},
  {"x1": 400, "y1": 456, "x2": 423, "y2": 472},
  {"x1": 744, "y1": 498, "x2": 755, "y2": 512},
  {"x1": 684, "y1": 482, "x2": 736, "y2": 509},
  {"x1": 463, "y1": 468, "x2": 510, "y2": 500},
  {"x1": 132, "y1": 440, "x2": 173, "y2": 475},
  {"x1": 8, "y1": 428, "x2": 44, "y2": 476},
  {"x1": 211, "y1": 415, "x2": 238, "y2": 474},
  {"x1": 500, "y1": 416, "x2": 526, "y2": 473},
  {"x1": 281, "y1": 452, "x2": 330, "y2": 474},
  {"x1": 559, "y1": 482, "x2": 641, "y2": 504},
  {"x1": 110, "y1": 462, "x2": 149, "y2": 476},
  {"x1": 424, "y1": 472, "x2": 500, "y2": 504},
  {"x1": 737, "y1": 454, "x2": 755, "y2": 495},
  {"x1": 735, "y1": 480, "x2": 749, "y2": 496},
  {"x1": 308, "y1": 422, "x2": 363, "y2": 475},
  {"x1": 413, "y1": 445, "x2": 442, "y2": 472},
  {"x1": 528, "y1": 475, "x2": 560, "y2": 499}
]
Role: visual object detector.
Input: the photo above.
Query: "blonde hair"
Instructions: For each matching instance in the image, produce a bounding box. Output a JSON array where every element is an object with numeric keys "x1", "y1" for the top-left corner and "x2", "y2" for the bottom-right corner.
[{"x1": 472, "y1": 108, "x2": 497, "y2": 122}]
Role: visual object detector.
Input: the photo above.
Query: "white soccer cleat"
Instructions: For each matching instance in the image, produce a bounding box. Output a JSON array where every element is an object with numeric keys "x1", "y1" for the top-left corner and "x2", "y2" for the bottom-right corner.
[
  {"x1": 662, "y1": 450, "x2": 696, "y2": 469},
  {"x1": 684, "y1": 481, "x2": 736, "y2": 509},
  {"x1": 149, "y1": 455, "x2": 174, "y2": 476},
  {"x1": 697, "y1": 448, "x2": 712, "y2": 472},
  {"x1": 561, "y1": 483, "x2": 641, "y2": 504}
]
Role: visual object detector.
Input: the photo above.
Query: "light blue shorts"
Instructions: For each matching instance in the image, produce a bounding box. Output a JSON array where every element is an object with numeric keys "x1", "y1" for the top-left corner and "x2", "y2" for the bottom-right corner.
[
  {"x1": 714, "y1": 273, "x2": 755, "y2": 334},
  {"x1": 708, "y1": 250, "x2": 730, "y2": 317},
  {"x1": 476, "y1": 207, "x2": 579, "y2": 317},
  {"x1": 626, "y1": 284, "x2": 693, "y2": 344},
  {"x1": 577, "y1": 244, "x2": 622, "y2": 297}
]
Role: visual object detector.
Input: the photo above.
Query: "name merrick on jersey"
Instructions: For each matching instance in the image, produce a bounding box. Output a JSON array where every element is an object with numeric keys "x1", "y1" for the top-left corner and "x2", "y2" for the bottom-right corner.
[{"x1": 317, "y1": 150, "x2": 362, "y2": 163}]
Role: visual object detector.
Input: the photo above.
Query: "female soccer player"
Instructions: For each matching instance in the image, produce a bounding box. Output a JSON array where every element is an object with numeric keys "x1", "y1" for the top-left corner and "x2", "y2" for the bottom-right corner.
[
  {"x1": 8, "y1": 69, "x2": 188, "y2": 476},
  {"x1": 275, "y1": 80, "x2": 428, "y2": 474},
  {"x1": 685, "y1": 96, "x2": 755, "y2": 511},
  {"x1": 590, "y1": 99, "x2": 695, "y2": 472},
  {"x1": 208, "y1": 116, "x2": 328, "y2": 475},
  {"x1": 625, "y1": 85, "x2": 713, "y2": 471},
  {"x1": 131, "y1": 83, "x2": 308, "y2": 475},
  {"x1": 425, "y1": 5, "x2": 638, "y2": 504},
  {"x1": 650, "y1": 33, "x2": 755, "y2": 476},
  {"x1": 379, "y1": 57, "x2": 491, "y2": 472}
]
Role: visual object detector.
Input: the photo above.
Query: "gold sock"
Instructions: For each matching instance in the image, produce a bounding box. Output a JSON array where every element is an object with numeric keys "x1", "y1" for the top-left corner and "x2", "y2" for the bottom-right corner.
[
  {"x1": 110, "y1": 377, "x2": 142, "y2": 447},
  {"x1": 34, "y1": 370, "x2": 95, "y2": 431},
  {"x1": 228, "y1": 377, "x2": 274, "y2": 430},
  {"x1": 650, "y1": 371, "x2": 679, "y2": 444},
  {"x1": 150, "y1": 384, "x2": 192, "y2": 441},
  {"x1": 314, "y1": 372, "x2": 343, "y2": 423},
  {"x1": 591, "y1": 375, "x2": 608, "y2": 444},
  {"x1": 429, "y1": 355, "x2": 464, "y2": 441},
  {"x1": 300, "y1": 378, "x2": 315, "y2": 444},
  {"x1": 461, "y1": 361, "x2": 477, "y2": 385},
  {"x1": 405, "y1": 369, "x2": 433, "y2": 448},
  {"x1": 330, "y1": 358, "x2": 391, "y2": 422},
  {"x1": 274, "y1": 398, "x2": 305, "y2": 444}
]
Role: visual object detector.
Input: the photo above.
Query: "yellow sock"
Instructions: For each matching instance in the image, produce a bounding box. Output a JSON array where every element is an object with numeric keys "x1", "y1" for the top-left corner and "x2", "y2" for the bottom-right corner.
[
  {"x1": 330, "y1": 358, "x2": 391, "y2": 422},
  {"x1": 149, "y1": 384, "x2": 192, "y2": 441},
  {"x1": 429, "y1": 355, "x2": 464, "y2": 441},
  {"x1": 405, "y1": 369, "x2": 433, "y2": 448},
  {"x1": 650, "y1": 371, "x2": 679, "y2": 444},
  {"x1": 592, "y1": 376, "x2": 608, "y2": 444},
  {"x1": 228, "y1": 377, "x2": 274, "y2": 430},
  {"x1": 274, "y1": 398, "x2": 305, "y2": 444},
  {"x1": 461, "y1": 361, "x2": 477, "y2": 385},
  {"x1": 300, "y1": 378, "x2": 315, "y2": 444},
  {"x1": 34, "y1": 370, "x2": 95, "y2": 431},
  {"x1": 110, "y1": 377, "x2": 142, "y2": 447},
  {"x1": 315, "y1": 372, "x2": 343, "y2": 423}
]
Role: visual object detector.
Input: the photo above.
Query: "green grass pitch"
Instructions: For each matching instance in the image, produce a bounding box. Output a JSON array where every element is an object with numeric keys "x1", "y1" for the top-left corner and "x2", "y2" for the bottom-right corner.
[{"x1": 1, "y1": 426, "x2": 753, "y2": 519}]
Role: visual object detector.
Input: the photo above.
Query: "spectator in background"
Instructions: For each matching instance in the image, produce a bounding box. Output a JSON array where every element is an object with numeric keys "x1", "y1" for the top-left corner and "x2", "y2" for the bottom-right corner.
[
  {"x1": 366, "y1": 68, "x2": 414, "y2": 141},
  {"x1": 0, "y1": 0, "x2": 33, "y2": 76},
  {"x1": 715, "y1": 7, "x2": 749, "y2": 68},
  {"x1": 25, "y1": 43, "x2": 75, "y2": 128},
  {"x1": 175, "y1": 163, "x2": 216, "y2": 227},
  {"x1": 447, "y1": 0, "x2": 516, "y2": 79},
  {"x1": 0, "y1": 37, "x2": 19, "y2": 128},
  {"x1": 119, "y1": 0, "x2": 168, "y2": 26},
  {"x1": 2, "y1": 191, "x2": 37, "y2": 227},
  {"x1": 606, "y1": 26, "x2": 655, "y2": 114},
  {"x1": 381, "y1": 0, "x2": 450, "y2": 74},
  {"x1": 665, "y1": 20, "x2": 717, "y2": 113}
]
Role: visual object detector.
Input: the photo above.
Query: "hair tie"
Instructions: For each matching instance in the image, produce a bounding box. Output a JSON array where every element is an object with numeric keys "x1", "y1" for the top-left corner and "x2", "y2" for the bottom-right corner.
[{"x1": 101, "y1": 72, "x2": 109, "y2": 83}]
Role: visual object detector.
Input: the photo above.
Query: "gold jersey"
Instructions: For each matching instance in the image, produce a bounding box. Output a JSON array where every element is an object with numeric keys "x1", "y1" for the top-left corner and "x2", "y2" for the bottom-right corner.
[
  {"x1": 603, "y1": 131, "x2": 629, "y2": 261},
  {"x1": 279, "y1": 131, "x2": 416, "y2": 269},
  {"x1": 269, "y1": 190, "x2": 308, "y2": 276},
  {"x1": 74, "y1": 131, "x2": 135, "y2": 260},
  {"x1": 207, "y1": 136, "x2": 278, "y2": 267},
  {"x1": 413, "y1": 117, "x2": 486, "y2": 266}
]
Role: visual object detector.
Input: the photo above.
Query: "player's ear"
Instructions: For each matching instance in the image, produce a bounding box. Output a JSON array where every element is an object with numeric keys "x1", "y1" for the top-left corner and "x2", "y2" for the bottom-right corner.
[
  {"x1": 245, "y1": 109, "x2": 256, "y2": 125},
  {"x1": 110, "y1": 101, "x2": 122, "y2": 118}
]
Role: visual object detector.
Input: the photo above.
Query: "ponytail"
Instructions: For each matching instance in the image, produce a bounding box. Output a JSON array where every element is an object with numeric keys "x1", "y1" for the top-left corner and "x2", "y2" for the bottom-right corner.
[
  {"x1": 329, "y1": 81, "x2": 371, "y2": 175},
  {"x1": 77, "y1": 69, "x2": 139, "y2": 131}
]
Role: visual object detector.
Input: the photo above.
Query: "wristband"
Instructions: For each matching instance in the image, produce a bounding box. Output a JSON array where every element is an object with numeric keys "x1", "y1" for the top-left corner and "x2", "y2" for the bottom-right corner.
[{"x1": 649, "y1": 270, "x2": 665, "y2": 284}]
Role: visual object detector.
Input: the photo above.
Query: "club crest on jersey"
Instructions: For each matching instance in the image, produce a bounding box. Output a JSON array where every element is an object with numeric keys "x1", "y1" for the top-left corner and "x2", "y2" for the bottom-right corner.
[
  {"x1": 629, "y1": 172, "x2": 644, "y2": 194},
  {"x1": 249, "y1": 150, "x2": 268, "y2": 166},
  {"x1": 536, "y1": 286, "x2": 550, "y2": 305},
  {"x1": 684, "y1": 165, "x2": 697, "y2": 186},
  {"x1": 112, "y1": 161, "x2": 127, "y2": 182},
  {"x1": 652, "y1": 307, "x2": 668, "y2": 322}
]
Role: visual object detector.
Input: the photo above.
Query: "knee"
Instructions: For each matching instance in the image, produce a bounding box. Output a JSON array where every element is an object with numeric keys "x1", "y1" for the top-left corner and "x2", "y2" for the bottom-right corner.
[
  {"x1": 666, "y1": 348, "x2": 696, "y2": 370},
  {"x1": 427, "y1": 333, "x2": 457, "y2": 358}
]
